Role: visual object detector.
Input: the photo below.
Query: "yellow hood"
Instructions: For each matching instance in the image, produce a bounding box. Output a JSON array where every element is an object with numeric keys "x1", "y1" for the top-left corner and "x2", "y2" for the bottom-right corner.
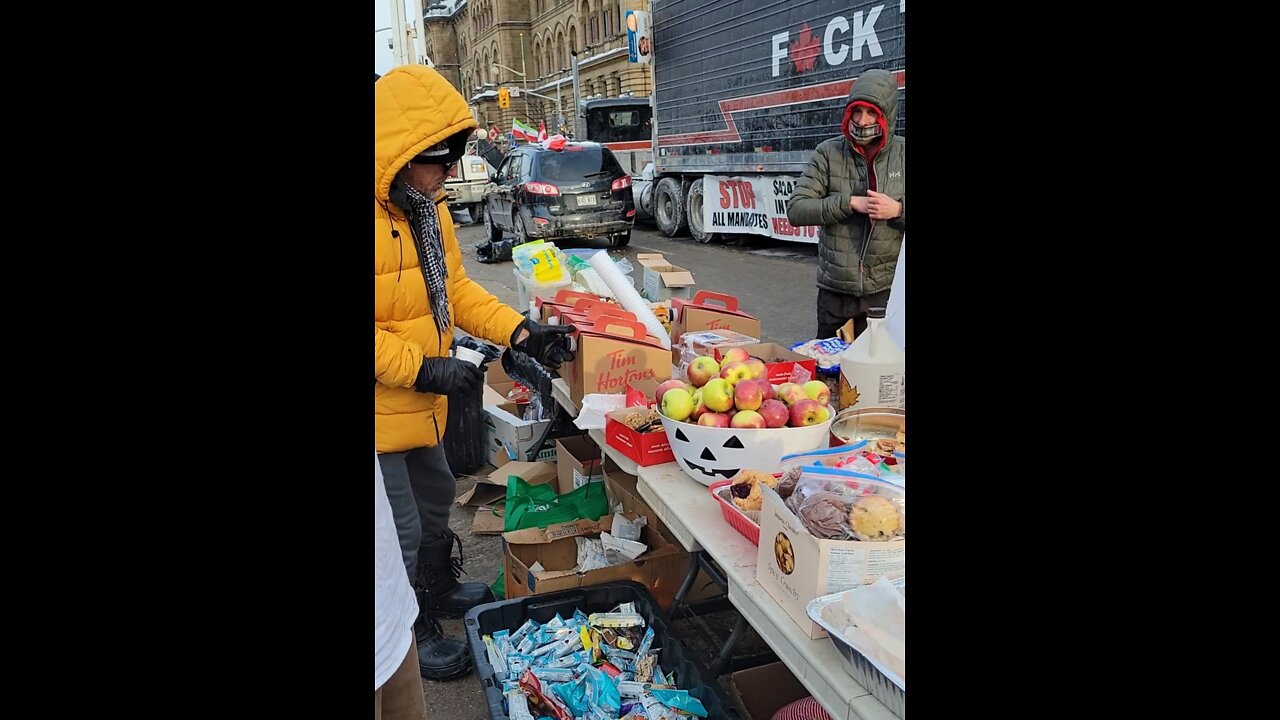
[{"x1": 374, "y1": 65, "x2": 478, "y2": 203}]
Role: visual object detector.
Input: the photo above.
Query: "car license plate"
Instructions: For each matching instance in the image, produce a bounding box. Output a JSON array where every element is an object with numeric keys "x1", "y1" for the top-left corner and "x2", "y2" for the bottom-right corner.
[{"x1": 577, "y1": 195, "x2": 597, "y2": 206}]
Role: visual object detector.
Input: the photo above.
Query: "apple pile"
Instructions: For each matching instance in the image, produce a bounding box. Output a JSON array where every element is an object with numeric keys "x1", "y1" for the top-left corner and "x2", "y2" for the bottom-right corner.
[{"x1": 657, "y1": 347, "x2": 832, "y2": 428}]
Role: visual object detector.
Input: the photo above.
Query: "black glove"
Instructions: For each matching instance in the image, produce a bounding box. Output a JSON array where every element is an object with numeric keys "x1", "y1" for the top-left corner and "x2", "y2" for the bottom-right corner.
[
  {"x1": 414, "y1": 357, "x2": 484, "y2": 396},
  {"x1": 511, "y1": 318, "x2": 575, "y2": 369}
]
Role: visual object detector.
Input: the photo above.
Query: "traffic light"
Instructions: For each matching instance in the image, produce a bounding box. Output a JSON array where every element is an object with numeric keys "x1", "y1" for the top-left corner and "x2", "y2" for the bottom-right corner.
[{"x1": 498, "y1": 87, "x2": 510, "y2": 109}]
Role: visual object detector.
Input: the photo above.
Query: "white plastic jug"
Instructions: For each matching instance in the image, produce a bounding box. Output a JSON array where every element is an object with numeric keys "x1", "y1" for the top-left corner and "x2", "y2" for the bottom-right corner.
[{"x1": 838, "y1": 307, "x2": 905, "y2": 410}]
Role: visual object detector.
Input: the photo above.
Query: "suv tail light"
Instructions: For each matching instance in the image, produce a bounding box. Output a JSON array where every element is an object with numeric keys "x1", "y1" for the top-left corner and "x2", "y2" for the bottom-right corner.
[
  {"x1": 611, "y1": 176, "x2": 632, "y2": 191},
  {"x1": 524, "y1": 182, "x2": 560, "y2": 196}
]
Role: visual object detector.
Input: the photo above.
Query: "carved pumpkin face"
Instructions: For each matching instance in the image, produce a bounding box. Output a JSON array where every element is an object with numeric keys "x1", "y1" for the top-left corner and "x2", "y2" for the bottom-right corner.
[{"x1": 668, "y1": 425, "x2": 747, "y2": 481}]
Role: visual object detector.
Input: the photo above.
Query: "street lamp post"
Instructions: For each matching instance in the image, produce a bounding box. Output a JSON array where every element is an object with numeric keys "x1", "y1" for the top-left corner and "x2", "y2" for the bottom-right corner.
[{"x1": 492, "y1": 33, "x2": 529, "y2": 123}]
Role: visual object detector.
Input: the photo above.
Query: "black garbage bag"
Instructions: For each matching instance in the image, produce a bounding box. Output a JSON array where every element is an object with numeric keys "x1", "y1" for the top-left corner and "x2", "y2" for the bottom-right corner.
[
  {"x1": 475, "y1": 236, "x2": 514, "y2": 264},
  {"x1": 441, "y1": 338, "x2": 501, "y2": 477}
]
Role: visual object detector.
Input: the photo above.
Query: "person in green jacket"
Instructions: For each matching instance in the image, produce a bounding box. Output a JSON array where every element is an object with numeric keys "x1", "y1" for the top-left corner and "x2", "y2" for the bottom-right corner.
[{"x1": 787, "y1": 69, "x2": 905, "y2": 340}]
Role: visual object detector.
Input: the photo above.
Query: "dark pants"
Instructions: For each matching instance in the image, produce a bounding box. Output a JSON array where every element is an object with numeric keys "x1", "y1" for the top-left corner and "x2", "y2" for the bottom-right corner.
[
  {"x1": 816, "y1": 288, "x2": 892, "y2": 340},
  {"x1": 378, "y1": 445, "x2": 455, "y2": 583}
]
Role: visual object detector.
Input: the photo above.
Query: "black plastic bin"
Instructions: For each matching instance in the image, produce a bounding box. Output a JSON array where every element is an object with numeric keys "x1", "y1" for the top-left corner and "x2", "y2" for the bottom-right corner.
[{"x1": 463, "y1": 581, "x2": 739, "y2": 720}]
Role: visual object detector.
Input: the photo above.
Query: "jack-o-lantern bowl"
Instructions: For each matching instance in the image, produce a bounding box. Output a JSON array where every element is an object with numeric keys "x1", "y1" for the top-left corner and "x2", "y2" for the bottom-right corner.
[{"x1": 659, "y1": 414, "x2": 835, "y2": 486}]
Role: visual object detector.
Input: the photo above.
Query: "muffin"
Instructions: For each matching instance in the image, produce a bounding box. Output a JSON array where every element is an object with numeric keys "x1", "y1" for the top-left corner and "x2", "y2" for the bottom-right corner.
[
  {"x1": 849, "y1": 495, "x2": 901, "y2": 540},
  {"x1": 729, "y1": 470, "x2": 779, "y2": 512}
]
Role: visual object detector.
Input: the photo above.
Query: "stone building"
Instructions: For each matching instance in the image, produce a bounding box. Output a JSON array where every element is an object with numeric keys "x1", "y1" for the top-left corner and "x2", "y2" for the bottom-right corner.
[{"x1": 423, "y1": 0, "x2": 653, "y2": 138}]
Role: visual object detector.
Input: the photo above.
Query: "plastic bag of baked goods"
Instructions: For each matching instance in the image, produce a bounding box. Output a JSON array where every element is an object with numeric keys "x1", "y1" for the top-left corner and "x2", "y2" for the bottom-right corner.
[
  {"x1": 779, "y1": 442, "x2": 904, "y2": 487},
  {"x1": 783, "y1": 468, "x2": 904, "y2": 542}
]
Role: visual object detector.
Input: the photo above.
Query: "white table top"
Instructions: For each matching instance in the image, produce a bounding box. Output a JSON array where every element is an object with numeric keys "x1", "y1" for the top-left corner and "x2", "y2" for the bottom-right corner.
[
  {"x1": 551, "y1": 378, "x2": 577, "y2": 416},
  {"x1": 637, "y1": 462, "x2": 898, "y2": 720}
]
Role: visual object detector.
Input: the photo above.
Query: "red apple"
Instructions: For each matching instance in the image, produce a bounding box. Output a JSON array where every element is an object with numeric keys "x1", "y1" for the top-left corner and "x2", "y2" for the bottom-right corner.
[
  {"x1": 720, "y1": 347, "x2": 751, "y2": 365},
  {"x1": 758, "y1": 399, "x2": 789, "y2": 428},
  {"x1": 655, "y1": 379, "x2": 691, "y2": 406},
  {"x1": 776, "y1": 382, "x2": 807, "y2": 407},
  {"x1": 789, "y1": 398, "x2": 831, "y2": 427},
  {"x1": 697, "y1": 412, "x2": 731, "y2": 428},
  {"x1": 744, "y1": 357, "x2": 767, "y2": 380},
  {"x1": 687, "y1": 356, "x2": 721, "y2": 388},
  {"x1": 802, "y1": 380, "x2": 831, "y2": 406},
  {"x1": 689, "y1": 388, "x2": 708, "y2": 420},
  {"x1": 761, "y1": 382, "x2": 776, "y2": 401},
  {"x1": 730, "y1": 409, "x2": 765, "y2": 429},
  {"x1": 720, "y1": 361, "x2": 752, "y2": 386},
  {"x1": 733, "y1": 378, "x2": 765, "y2": 412}
]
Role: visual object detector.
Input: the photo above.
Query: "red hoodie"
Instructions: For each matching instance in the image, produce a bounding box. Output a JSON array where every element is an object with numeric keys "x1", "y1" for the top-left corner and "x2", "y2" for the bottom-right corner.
[{"x1": 841, "y1": 100, "x2": 889, "y2": 190}]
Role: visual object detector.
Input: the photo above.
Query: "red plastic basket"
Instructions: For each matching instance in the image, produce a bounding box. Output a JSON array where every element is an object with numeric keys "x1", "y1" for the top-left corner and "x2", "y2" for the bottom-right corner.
[{"x1": 709, "y1": 479, "x2": 762, "y2": 546}]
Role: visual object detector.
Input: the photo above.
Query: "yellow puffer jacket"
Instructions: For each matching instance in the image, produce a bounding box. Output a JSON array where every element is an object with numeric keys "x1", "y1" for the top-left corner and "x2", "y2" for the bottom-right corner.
[{"x1": 375, "y1": 65, "x2": 524, "y2": 453}]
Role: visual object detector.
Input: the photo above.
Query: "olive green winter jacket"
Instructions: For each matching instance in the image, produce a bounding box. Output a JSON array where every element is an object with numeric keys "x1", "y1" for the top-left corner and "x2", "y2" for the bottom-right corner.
[{"x1": 786, "y1": 69, "x2": 905, "y2": 296}]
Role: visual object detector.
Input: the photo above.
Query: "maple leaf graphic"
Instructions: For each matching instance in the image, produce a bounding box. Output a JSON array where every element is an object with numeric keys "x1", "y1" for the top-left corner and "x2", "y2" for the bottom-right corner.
[{"x1": 790, "y1": 22, "x2": 820, "y2": 73}]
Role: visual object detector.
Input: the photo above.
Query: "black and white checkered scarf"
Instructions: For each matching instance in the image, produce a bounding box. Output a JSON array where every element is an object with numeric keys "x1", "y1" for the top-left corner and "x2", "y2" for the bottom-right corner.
[{"x1": 390, "y1": 180, "x2": 451, "y2": 335}]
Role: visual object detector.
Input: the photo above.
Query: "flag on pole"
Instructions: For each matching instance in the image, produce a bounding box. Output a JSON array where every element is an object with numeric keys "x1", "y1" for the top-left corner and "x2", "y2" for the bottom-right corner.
[
  {"x1": 537, "y1": 120, "x2": 548, "y2": 142},
  {"x1": 488, "y1": 126, "x2": 499, "y2": 141},
  {"x1": 512, "y1": 118, "x2": 537, "y2": 142}
]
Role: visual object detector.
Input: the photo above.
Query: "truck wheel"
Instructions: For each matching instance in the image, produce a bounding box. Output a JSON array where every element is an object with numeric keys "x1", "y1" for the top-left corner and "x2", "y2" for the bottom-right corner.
[
  {"x1": 484, "y1": 202, "x2": 502, "y2": 243},
  {"x1": 687, "y1": 178, "x2": 720, "y2": 244},
  {"x1": 468, "y1": 203, "x2": 484, "y2": 225},
  {"x1": 654, "y1": 177, "x2": 688, "y2": 238}
]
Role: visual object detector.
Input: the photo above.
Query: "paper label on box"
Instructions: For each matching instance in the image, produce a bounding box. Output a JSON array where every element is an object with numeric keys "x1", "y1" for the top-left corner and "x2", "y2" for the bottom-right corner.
[
  {"x1": 825, "y1": 544, "x2": 906, "y2": 593},
  {"x1": 825, "y1": 547, "x2": 867, "y2": 594},
  {"x1": 572, "y1": 468, "x2": 601, "y2": 489}
]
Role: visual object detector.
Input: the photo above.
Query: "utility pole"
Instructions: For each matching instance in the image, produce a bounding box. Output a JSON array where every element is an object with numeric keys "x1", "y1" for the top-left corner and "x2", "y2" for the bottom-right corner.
[
  {"x1": 389, "y1": 0, "x2": 408, "y2": 66},
  {"x1": 571, "y1": 50, "x2": 582, "y2": 139},
  {"x1": 520, "y1": 34, "x2": 529, "y2": 125},
  {"x1": 409, "y1": 0, "x2": 429, "y2": 65}
]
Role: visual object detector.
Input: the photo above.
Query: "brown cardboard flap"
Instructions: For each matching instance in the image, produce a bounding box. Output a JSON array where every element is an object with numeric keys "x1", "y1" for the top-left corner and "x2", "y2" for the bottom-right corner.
[
  {"x1": 502, "y1": 517, "x2": 605, "y2": 545},
  {"x1": 456, "y1": 461, "x2": 556, "y2": 507},
  {"x1": 656, "y1": 270, "x2": 695, "y2": 287},
  {"x1": 636, "y1": 253, "x2": 666, "y2": 265},
  {"x1": 730, "y1": 663, "x2": 812, "y2": 720}
]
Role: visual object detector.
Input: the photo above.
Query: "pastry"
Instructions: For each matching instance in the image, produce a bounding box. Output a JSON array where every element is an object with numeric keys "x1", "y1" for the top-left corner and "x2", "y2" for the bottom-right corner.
[
  {"x1": 730, "y1": 470, "x2": 778, "y2": 512},
  {"x1": 849, "y1": 495, "x2": 901, "y2": 540},
  {"x1": 797, "y1": 490, "x2": 850, "y2": 539}
]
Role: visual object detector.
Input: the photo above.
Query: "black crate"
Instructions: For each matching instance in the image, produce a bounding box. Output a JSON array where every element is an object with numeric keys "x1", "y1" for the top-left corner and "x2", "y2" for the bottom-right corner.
[{"x1": 463, "y1": 581, "x2": 739, "y2": 720}]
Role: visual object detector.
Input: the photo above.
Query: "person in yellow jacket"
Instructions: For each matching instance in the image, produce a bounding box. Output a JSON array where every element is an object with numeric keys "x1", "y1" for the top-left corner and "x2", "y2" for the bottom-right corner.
[{"x1": 375, "y1": 66, "x2": 573, "y2": 680}]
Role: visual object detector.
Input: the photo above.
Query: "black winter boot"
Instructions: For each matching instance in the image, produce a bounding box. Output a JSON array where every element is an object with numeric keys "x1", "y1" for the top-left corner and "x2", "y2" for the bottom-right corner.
[
  {"x1": 414, "y1": 612, "x2": 471, "y2": 680},
  {"x1": 418, "y1": 530, "x2": 495, "y2": 618}
]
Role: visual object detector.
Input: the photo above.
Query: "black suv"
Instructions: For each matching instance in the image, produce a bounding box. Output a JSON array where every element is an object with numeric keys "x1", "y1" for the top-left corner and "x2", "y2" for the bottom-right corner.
[{"x1": 482, "y1": 141, "x2": 635, "y2": 247}]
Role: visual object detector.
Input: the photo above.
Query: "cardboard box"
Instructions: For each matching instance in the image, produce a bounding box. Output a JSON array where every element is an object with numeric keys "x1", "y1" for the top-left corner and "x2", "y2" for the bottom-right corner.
[
  {"x1": 604, "y1": 408, "x2": 674, "y2": 467},
  {"x1": 601, "y1": 459, "x2": 723, "y2": 606},
  {"x1": 671, "y1": 290, "x2": 761, "y2": 344},
  {"x1": 502, "y1": 513, "x2": 690, "y2": 609},
  {"x1": 637, "y1": 253, "x2": 696, "y2": 302},
  {"x1": 756, "y1": 486, "x2": 906, "y2": 639},
  {"x1": 555, "y1": 435, "x2": 603, "y2": 495},
  {"x1": 560, "y1": 316, "x2": 672, "y2": 405},
  {"x1": 730, "y1": 662, "x2": 812, "y2": 720},
  {"x1": 483, "y1": 404, "x2": 556, "y2": 467},
  {"x1": 455, "y1": 461, "x2": 558, "y2": 535},
  {"x1": 715, "y1": 342, "x2": 818, "y2": 386}
]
